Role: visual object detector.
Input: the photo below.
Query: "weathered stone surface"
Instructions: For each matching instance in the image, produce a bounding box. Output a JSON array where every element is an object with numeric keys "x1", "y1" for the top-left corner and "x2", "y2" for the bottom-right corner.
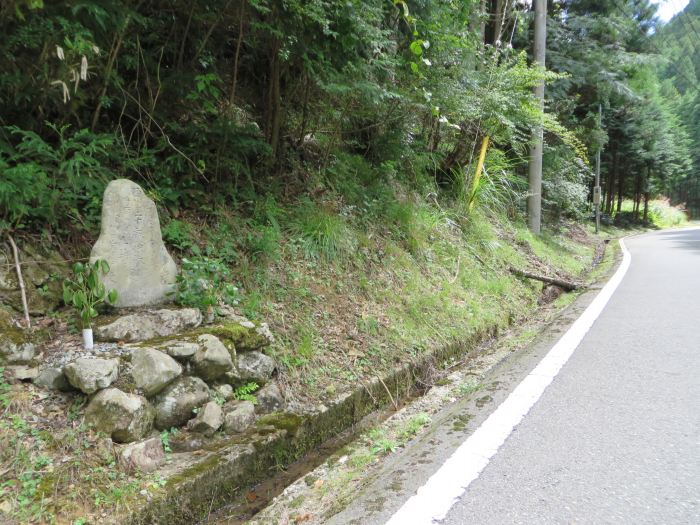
[
  {"x1": 255, "y1": 382, "x2": 285, "y2": 414},
  {"x1": 85, "y1": 388, "x2": 155, "y2": 443},
  {"x1": 236, "y1": 351, "x2": 277, "y2": 384},
  {"x1": 152, "y1": 376, "x2": 210, "y2": 430},
  {"x1": 34, "y1": 367, "x2": 72, "y2": 391},
  {"x1": 90, "y1": 179, "x2": 177, "y2": 307},
  {"x1": 205, "y1": 319, "x2": 273, "y2": 353},
  {"x1": 169, "y1": 432, "x2": 207, "y2": 452},
  {"x1": 192, "y1": 334, "x2": 234, "y2": 382},
  {"x1": 223, "y1": 400, "x2": 256, "y2": 433},
  {"x1": 187, "y1": 401, "x2": 223, "y2": 436},
  {"x1": 213, "y1": 383, "x2": 234, "y2": 402},
  {"x1": 0, "y1": 339, "x2": 35, "y2": 365},
  {"x1": 0, "y1": 245, "x2": 68, "y2": 315},
  {"x1": 120, "y1": 437, "x2": 165, "y2": 473},
  {"x1": 0, "y1": 310, "x2": 36, "y2": 365},
  {"x1": 95, "y1": 308, "x2": 202, "y2": 343},
  {"x1": 162, "y1": 341, "x2": 199, "y2": 360},
  {"x1": 5, "y1": 365, "x2": 38, "y2": 382},
  {"x1": 64, "y1": 357, "x2": 119, "y2": 394},
  {"x1": 130, "y1": 348, "x2": 182, "y2": 396}
]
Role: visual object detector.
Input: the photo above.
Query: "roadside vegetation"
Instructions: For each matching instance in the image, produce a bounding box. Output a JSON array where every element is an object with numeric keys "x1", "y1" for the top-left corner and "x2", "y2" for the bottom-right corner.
[{"x1": 0, "y1": 0, "x2": 698, "y2": 523}]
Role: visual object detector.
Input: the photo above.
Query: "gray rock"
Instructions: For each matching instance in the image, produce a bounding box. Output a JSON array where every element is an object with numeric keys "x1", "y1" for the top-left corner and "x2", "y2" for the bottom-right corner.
[
  {"x1": 213, "y1": 383, "x2": 234, "y2": 402},
  {"x1": 119, "y1": 437, "x2": 165, "y2": 473},
  {"x1": 152, "y1": 376, "x2": 210, "y2": 430},
  {"x1": 64, "y1": 357, "x2": 119, "y2": 394},
  {"x1": 34, "y1": 367, "x2": 72, "y2": 391},
  {"x1": 163, "y1": 341, "x2": 199, "y2": 360},
  {"x1": 169, "y1": 432, "x2": 207, "y2": 452},
  {"x1": 90, "y1": 179, "x2": 177, "y2": 307},
  {"x1": 0, "y1": 311, "x2": 36, "y2": 365},
  {"x1": 223, "y1": 400, "x2": 256, "y2": 433},
  {"x1": 5, "y1": 365, "x2": 38, "y2": 382},
  {"x1": 130, "y1": 348, "x2": 182, "y2": 396},
  {"x1": 187, "y1": 401, "x2": 223, "y2": 436},
  {"x1": 0, "y1": 339, "x2": 35, "y2": 365},
  {"x1": 255, "y1": 382, "x2": 285, "y2": 414},
  {"x1": 236, "y1": 351, "x2": 277, "y2": 384},
  {"x1": 95, "y1": 308, "x2": 202, "y2": 343},
  {"x1": 192, "y1": 334, "x2": 234, "y2": 382},
  {"x1": 85, "y1": 388, "x2": 155, "y2": 443}
]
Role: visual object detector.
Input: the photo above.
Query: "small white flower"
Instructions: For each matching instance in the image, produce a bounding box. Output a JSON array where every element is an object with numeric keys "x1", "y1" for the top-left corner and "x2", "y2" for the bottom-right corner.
[
  {"x1": 80, "y1": 56, "x2": 88, "y2": 80},
  {"x1": 56, "y1": 46, "x2": 65, "y2": 60}
]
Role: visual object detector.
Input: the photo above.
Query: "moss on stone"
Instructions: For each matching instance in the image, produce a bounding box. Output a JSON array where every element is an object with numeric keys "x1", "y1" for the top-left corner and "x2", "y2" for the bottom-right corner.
[{"x1": 256, "y1": 413, "x2": 303, "y2": 435}]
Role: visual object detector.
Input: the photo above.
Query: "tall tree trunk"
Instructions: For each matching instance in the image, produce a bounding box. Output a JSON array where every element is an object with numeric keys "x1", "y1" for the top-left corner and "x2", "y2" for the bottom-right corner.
[
  {"x1": 605, "y1": 146, "x2": 616, "y2": 214},
  {"x1": 633, "y1": 172, "x2": 642, "y2": 220},
  {"x1": 617, "y1": 167, "x2": 625, "y2": 212}
]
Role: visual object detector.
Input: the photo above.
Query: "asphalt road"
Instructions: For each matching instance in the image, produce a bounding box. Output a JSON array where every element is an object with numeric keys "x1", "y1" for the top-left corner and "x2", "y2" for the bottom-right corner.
[{"x1": 329, "y1": 228, "x2": 700, "y2": 525}]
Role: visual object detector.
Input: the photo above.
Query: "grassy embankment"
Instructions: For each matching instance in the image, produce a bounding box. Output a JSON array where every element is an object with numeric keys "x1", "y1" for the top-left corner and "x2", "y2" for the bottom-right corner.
[{"x1": 3, "y1": 154, "x2": 671, "y2": 524}]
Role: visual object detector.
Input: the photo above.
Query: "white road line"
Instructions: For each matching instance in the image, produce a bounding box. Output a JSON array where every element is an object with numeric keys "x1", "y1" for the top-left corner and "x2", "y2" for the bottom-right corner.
[{"x1": 385, "y1": 239, "x2": 632, "y2": 525}]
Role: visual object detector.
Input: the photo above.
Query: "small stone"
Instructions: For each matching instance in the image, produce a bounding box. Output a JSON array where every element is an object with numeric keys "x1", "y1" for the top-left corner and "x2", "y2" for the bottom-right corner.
[
  {"x1": 0, "y1": 339, "x2": 35, "y2": 365},
  {"x1": 130, "y1": 348, "x2": 182, "y2": 396},
  {"x1": 63, "y1": 358, "x2": 119, "y2": 394},
  {"x1": 90, "y1": 179, "x2": 177, "y2": 307},
  {"x1": 5, "y1": 365, "x2": 38, "y2": 382},
  {"x1": 186, "y1": 402, "x2": 223, "y2": 436},
  {"x1": 163, "y1": 341, "x2": 199, "y2": 360},
  {"x1": 152, "y1": 376, "x2": 210, "y2": 430},
  {"x1": 169, "y1": 432, "x2": 208, "y2": 452},
  {"x1": 213, "y1": 384, "x2": 234, "y2": 401},
  {"x1": 85, "y1": 388, "x2": 155, "y2": 443},
  {"x1": 95, "y1": 308, "x2": 202, "y2": 343},
  {"x1": 223, "y1": 400, "x2": 256, "y2": 433},
  {"x1": 192, "y1": 334, "x2": 234, "y2": 382},
  {"x1": 236, "y1": 351, "x2": 277, "y2": 384},
  {"x1": 119, "y1": 437, "x2": 165, "y2": 473},
  {"x1": 34, "y1": 367, "x2": 72, "y2": 392},
  {"x1": 255, "y1": 382, "x2": 285, "y2": 414}
]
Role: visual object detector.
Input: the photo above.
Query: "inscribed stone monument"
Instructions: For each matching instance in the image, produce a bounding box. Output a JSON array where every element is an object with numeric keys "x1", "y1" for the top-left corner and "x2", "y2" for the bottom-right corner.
[{"x1": 91, "y1": 179, "x2": 177, "y2": 307}]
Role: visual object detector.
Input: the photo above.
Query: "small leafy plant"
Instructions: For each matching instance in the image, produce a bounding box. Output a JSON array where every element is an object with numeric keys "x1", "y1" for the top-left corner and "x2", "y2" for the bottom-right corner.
[
  {"x1": 62, "y1": 260, "x2": 118, "y2": 329},
  {"x1": 172, "y1": 256, "x2": 240, "y2": 314},
  {"x1": 233, "y1": 382, "x2": 259, "y2": 402}
]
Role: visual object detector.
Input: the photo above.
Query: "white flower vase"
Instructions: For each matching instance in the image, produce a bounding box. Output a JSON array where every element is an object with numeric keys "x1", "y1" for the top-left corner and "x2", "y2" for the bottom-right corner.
[{"x1": 82, "y1": 328, "x2": 94, "y2": 350}]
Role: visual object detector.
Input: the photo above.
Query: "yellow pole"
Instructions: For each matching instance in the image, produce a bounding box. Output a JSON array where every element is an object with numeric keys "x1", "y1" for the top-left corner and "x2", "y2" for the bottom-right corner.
[{"x1": 469, "y1": 135, "x2": 490, "y2": 211}]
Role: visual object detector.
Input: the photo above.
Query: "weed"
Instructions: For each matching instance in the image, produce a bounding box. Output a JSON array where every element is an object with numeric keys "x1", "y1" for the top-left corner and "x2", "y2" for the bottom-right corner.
[
  {"x1": 160, "y1": 428, "x2": 178, "y2": 454},
  {"x1": 67, "y1": 395, "x2": 87, "y2": 422},
  {"x1": 233, "y1": 382, "x2": 259, "y2": 402},
  {"x1": 456, "y1": 378, "x2": 482, "y2": 396},
  {"x1": 370, "y1": 439, "x2": 399, "y2": 455},
  {"x1": 162, "y1": 219, "x2": 196, "y2": 252},
  {"x1": 288, "y1": 198, "x2": 356, "y2": 261},
  {"x1": 172, "y1": 256, "x2": 240, "y2": 313},
  {"x1": 397, "y1": 413, "x2": 431, "y2": 441}
]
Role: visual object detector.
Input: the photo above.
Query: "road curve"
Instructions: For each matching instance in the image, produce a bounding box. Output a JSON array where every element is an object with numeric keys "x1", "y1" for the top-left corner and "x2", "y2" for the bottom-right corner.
[
  {"x1": 328, "y1": 228, "x2": 700, "y2": 525},
  {"x1": 443, "y1": 228, "x2": 700, "y2": 524}
]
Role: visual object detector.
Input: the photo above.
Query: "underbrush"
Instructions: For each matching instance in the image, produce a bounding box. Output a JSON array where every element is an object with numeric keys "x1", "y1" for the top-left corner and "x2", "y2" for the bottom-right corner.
[
  {"x1": 615, "y1": 197, "x2": 688, "y2": 229},
  {"x1": 150, "y1": 153, "x2": 604, "y2": 405}
]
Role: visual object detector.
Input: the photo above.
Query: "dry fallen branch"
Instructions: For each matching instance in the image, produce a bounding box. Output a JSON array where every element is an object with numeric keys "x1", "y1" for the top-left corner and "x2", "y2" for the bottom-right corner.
[
  {"x1": 509, "y1": 266, "x2": 580, "y2": 291},
  {"x1": 7, "y1": 235, "x2": 31, "y2": 328}
]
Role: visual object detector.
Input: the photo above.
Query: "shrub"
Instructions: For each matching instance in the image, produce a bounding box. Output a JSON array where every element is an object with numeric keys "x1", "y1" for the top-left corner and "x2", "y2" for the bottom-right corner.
[
  {"x1": 62, "y1": 260, "x2": 118, "y2": 329},
  {"x1": 172, "y1": 257, "x2": 240, "y2": 313},
  {"x1": 288, "y1": 198, "x2": 356, "y2": 261}
]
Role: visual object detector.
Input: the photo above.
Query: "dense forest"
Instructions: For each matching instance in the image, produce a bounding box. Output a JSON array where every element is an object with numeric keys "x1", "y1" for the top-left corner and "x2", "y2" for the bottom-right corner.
[{"x1": 1, "y1": 0, "x2": 698, "y2": 241}]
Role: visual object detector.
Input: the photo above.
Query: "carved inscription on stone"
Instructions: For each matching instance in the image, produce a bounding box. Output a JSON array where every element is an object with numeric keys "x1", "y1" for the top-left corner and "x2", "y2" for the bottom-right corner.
[{"x1": 91, "y1": 179, "x2": 177, "y2": 307}]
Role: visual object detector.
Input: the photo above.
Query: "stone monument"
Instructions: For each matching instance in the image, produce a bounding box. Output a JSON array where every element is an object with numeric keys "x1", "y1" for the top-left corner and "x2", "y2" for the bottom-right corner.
[{"x1": 91, "y1": 179, "x2": 177, "y2": 307}]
